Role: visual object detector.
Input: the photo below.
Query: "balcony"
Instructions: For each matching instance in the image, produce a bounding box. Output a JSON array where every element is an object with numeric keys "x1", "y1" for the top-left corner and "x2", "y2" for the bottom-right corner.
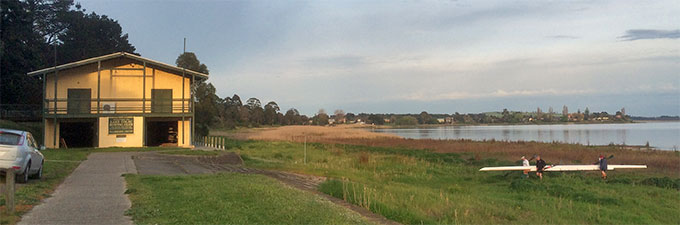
[{"x1": 43, "y1": 98, "x2": 193, "y2": 118}]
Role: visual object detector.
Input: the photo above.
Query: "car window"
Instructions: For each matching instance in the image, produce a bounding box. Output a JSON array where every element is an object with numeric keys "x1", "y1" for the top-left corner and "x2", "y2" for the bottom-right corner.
[
  {"x1": 26, "y1": 134, "x2": 34, "y2": 148},
  {"x1": 0, "y1": 132, "x2": 22, "y2": 145},
  {"x1": 27, "y1": 133, "x2": 38, "y2": 149}
]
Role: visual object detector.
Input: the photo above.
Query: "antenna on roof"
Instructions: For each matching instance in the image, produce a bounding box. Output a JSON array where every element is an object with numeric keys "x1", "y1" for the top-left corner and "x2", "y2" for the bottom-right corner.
[{"x1": 183, "y1": 38, "x2": 186, "y2": 54}]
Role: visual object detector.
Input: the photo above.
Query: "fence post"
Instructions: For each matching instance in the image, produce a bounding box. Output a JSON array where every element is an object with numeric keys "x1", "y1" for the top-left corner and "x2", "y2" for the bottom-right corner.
[{"x1": 5, "y1": 169, "x2": 15, "y2": 213}]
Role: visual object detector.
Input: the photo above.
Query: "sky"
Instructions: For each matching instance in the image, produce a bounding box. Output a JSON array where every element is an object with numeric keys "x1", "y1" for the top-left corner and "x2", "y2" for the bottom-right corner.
[{"x1": 79, "y1": 0, "x2": 679, "y2": 116}]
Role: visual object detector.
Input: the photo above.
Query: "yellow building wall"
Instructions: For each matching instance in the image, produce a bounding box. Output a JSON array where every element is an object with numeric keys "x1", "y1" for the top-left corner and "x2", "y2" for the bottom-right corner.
[
  {"x1": 44, "y1": 58, "x2": 191, "y2": 114},
  {"x1": 178, "y1": 119, "x2": 192, "y2": 147},
  {"x1": 43, "y1": 119, "x2": 59, "y2": 148},
  {"x1": 98, "y1": 116, "x2": 144, "y2": 148}
]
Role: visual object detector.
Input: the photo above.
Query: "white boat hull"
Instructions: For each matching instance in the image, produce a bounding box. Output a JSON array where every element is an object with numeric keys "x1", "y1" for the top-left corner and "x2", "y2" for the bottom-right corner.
[{"x1": 479, "y1": 165, "x2": 647, "y2": 172}]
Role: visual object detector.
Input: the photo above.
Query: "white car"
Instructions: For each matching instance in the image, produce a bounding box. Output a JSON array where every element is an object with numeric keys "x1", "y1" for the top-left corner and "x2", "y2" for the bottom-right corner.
[{"x1": 0, "y1": 128, "x2": 44, "y2": 183}]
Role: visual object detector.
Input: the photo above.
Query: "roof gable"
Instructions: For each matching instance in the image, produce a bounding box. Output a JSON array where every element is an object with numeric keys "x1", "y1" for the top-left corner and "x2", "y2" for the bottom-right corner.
[{"x1": 26, "y1": 52, "x2": 208, "y2": 80}]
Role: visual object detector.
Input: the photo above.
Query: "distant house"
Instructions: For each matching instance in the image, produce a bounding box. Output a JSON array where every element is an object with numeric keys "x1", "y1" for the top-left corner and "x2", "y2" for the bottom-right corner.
[
  {"x1": 444, "y1": 117, "x2": 454, "y2": 124},
  {"x1": 27, "y1": 52, "x2": 208, "y2": 148},
  {"x1": 436, "y1": 118, "x2": 445, "y2": 123},
  {"x1": 328, "y1": 118, "x2": 336, "y2": 124}
]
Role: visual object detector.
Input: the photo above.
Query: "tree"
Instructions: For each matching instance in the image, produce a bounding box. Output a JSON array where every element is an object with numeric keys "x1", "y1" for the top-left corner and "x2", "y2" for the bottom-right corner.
[
  {"x1": 175, "y1": 52, "x2": 215, "y2": 136},
  {"x1": 0, "y1": 0, "x2": 48, "y2": 105},
  {"x1": 284, "y1": 108, "x2": 301, "y2": 125},
  {"x1": 334, "y1": 109, "x2": 345, "y2": 124},
  {"x1": 222, "y1": 94, "x2": 242, "y2": 127},
  {"x1": 245, "y1": 98, "x2": 262, "y2": 110},
  {"x1": 584, "y1": 107, "x2": 590, "y2": 121},
  {"x1": 56, "y1": 10, "x2": 136, "y2": 64},
  {"x1": 396, "y1": 116, "x2": 418, "y2": 126},
  {"x1": 176, "y1": 52, "x2": 208, "y2": 74},
  {"x1": 419, "y1": 111, "x2": 432, "y2": 124},
  {"x1": 313, "y1": 109, "x2": 329, "y2": 125},
  {"x1": 192, "y1": 82, "x2": 219, "y2": 136},
  {"x1": 264, "y1": 101, "x2": 280, "y2": 125},
  {"x1": 367, "y1": 114, "x2": 384, "y2": 125},
  {"x1": 501, "y1": 109, "x2": 511, "y2": 122},
  {"x1": 345, "y1": 113, "x2": 356, "y2": 122}
]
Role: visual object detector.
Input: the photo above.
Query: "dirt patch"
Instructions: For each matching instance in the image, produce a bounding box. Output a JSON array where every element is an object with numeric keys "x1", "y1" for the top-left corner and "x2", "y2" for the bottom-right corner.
[{"x1": 132, "y1": 152, "x2": 400, "y2": 225}]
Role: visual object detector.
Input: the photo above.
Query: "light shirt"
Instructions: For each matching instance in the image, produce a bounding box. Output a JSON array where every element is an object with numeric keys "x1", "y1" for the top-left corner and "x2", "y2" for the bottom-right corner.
[{"x1": 522, "y1": 159, "x2": 530, "y2": 167}]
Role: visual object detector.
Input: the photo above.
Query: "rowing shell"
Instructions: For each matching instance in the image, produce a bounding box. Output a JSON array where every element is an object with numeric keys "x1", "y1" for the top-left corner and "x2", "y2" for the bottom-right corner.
[{"x1": 479, "y1": 165, "x2": 647, "y2": 172}]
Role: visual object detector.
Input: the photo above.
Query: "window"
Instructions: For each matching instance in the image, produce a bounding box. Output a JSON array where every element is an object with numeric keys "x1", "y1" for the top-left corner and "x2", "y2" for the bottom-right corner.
[
  {"x1": 26, "y1": 133, "x2": 38, "y2": 149},
  {"x1": 0, "y1": 132, "x2": 22, "y2": 145},
  {"x1": 151, "y1": 89, "x2": 172, "y2": 113},
  {"x1": 67, "y1": 89, "x2": 91, "y2": 114}
]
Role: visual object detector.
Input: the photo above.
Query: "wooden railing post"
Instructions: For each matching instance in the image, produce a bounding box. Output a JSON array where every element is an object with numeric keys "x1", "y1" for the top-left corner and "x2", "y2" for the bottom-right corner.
[{"x1": 4, "y1": 169, "x2": 15, "y2": 213}]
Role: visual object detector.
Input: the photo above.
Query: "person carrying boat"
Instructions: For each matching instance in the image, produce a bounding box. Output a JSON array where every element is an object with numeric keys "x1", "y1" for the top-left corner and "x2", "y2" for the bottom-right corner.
[
  {"x1": 595, "y1": 155, "x2": 608, "y2": 180},
  {"x1": 521, "y1": 156, "x2": 530, "y2": 178},
  {"x1": 535, "y1": 155, "x2": 546, "y2": 180}
]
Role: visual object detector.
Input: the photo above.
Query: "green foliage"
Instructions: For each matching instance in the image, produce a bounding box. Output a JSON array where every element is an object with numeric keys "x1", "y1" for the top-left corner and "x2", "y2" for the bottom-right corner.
[
  {"x1": 313, "y1": 110, "x2": 329, "y2": 126},
  {"x1": 639, "y1": 177, "x2": 680, "y2": 190},
  {"x1": 124, "y1": 173, "x2": 372, "y2": 225},
  {"x1": 367, "y1": 114, "x2": 384, "y2": 125},
  {"x1": 395, "y1": 116, "x2": 418, "y2": 126},
  {"x1": 175, "y1": 52, "x2": 208, "y2": 74}
]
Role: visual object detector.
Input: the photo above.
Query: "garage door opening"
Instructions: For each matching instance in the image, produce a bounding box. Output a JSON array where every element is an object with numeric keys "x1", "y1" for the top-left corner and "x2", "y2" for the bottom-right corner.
[
  {"x1": 146, "y1": 121, "x2": 178, "y2": 147},
  {"x1": 59, "y1": 120, "x2": 96, "y2": 148}
]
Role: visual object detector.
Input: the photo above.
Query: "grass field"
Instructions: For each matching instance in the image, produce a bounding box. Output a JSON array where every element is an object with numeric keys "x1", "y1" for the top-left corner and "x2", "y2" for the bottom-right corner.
[
  {"x1": 0, "y1": 147, "x2": 183, "y2": 224},
  {"x1": 224, "y1": 138, "x2": 680, "y2": 224},
  {"x1": 124, "y1": 173, "x2": 372, "y2": 225}
]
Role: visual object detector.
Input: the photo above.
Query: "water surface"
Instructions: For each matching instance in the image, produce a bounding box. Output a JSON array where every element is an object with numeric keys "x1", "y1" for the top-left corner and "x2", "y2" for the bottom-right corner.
[{"x1": 370, "y1": 122, "x2": 680, "y2": 150}]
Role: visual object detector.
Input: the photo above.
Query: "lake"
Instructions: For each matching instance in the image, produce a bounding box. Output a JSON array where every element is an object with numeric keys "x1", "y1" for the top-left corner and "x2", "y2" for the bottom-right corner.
[{"x1": 370, "y1": 122, "x2": 680, "y2": 150}]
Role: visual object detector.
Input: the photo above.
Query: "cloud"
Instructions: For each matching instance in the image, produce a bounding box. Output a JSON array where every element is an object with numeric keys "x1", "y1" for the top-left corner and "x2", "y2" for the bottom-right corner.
[
  {"x1": 300, "y1": 55, "x2": 367, "y2": 68},
  {"x1": 404, "y1": 89, "x2": 598, "y2": 101},
  {"x1": 619, "y1": 29, "x2": 680, "y2": 41},
  {"x1": 547, "y1": 35, "x2": 579, "y2": 39}
]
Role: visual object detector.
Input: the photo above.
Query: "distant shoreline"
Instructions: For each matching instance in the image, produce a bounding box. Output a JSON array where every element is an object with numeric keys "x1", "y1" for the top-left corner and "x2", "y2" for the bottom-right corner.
[{"x1": 372, "y1": 120, "x2": 642, "y2": 129}]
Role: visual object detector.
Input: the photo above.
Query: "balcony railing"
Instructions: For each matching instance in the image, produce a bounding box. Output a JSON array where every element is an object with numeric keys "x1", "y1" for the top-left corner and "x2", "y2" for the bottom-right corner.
[{"x1": 43, "y1": 98, "x2": 193, "y2": 116}]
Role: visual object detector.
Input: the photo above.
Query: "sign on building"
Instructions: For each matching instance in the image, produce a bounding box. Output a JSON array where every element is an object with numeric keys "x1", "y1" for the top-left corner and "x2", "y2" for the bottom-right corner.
[{"x1": 109, "y1": 118, "x2": 134, "y2": 134}]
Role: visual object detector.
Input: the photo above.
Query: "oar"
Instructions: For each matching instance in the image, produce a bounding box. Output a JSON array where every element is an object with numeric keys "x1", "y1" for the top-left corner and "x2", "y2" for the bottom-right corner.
[{"x1": 528, "y1": 154, "x2": 537, "y2": 161}]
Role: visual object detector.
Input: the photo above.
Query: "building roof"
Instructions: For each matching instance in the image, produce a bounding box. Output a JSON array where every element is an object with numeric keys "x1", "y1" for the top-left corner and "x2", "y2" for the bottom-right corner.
[{"x1": 26, "y1": 52, "x2": 209, "y2": 80}]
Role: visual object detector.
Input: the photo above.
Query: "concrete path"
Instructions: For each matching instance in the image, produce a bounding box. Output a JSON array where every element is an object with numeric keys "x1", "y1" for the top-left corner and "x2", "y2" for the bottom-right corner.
[{"x1": 19, "y1": 152, "x2": 137, "y2": 225}]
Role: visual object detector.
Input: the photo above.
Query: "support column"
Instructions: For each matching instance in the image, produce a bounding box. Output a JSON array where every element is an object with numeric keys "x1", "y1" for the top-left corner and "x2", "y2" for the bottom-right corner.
[
  {"x1": 53, "y1": 69, "x2": 58, "y2": 148},
  {"x1": 97, "y1": 61, "x2": 101, "y2": 114},
  {"x1": 181, "y1": 72, "x2": 185, "y2": 146},
  {"x1": 142, "y1": 62, "x2": 146, "y2": 146},
  {"x1": 42, "y1": 73, "x2": 46, "y2": 146},
  {"x1": 191, "y1": 74, "x2": 195, "y2": 145}
]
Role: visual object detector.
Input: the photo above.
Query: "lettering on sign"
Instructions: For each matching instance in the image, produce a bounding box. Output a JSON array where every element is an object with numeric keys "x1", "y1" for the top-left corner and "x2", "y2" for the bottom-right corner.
[{"x1": 109, "y1": 118, "x2": 134, "y2": 134}]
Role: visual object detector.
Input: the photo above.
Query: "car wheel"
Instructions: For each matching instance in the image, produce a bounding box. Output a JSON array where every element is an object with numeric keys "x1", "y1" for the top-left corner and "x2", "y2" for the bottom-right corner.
[
  {"x1": 16, "y1": 164, "x2": 30, "y2": 183},
  {"x1": 30, "y1": 162, "x2": 43, "y2": 179}
]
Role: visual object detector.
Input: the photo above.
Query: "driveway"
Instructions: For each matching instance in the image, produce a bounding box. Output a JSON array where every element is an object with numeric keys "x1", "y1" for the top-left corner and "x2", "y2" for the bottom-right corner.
[{"x1": 19, "y1": 152, "x2": 137, "y2": 225}]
